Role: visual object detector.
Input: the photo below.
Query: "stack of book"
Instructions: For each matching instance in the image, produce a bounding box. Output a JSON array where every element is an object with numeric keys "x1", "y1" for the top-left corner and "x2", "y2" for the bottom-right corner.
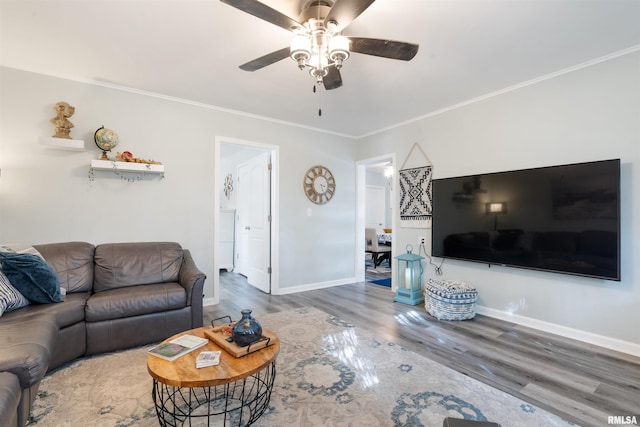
[{"x1": 196, "y1": 351, "x2": 221, "y2": 368}]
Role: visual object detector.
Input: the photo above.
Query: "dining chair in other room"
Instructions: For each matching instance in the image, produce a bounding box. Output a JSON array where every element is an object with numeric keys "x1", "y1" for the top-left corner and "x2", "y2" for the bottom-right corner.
[{"x1": 365, "y1": 227, "x2": 391, "y2": 268}]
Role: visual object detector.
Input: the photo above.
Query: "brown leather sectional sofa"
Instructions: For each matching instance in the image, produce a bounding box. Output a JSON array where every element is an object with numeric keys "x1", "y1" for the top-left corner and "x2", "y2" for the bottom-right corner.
[{"x1": 0, "y1": 241, "x2": 206, "y2": 427}]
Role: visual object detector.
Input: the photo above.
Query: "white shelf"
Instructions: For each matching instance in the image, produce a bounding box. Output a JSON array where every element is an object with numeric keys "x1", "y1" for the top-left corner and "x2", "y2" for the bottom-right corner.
[
  {"x1": 39, "y1": 136, "x2": 84, "y2": 151},
  {"x1": 90, "y1": 159, "x2": 165, "y2": 174}
]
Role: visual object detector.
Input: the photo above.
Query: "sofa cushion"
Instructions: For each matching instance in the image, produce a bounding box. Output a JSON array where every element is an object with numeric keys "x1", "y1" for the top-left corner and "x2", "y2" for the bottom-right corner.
[
  {"x1": 93, "y1": 242, "x2": 183, "y2": 292},
  {"x1": 35, "y1": 242, "x2": 95, "y2": 294},
  {"x1": 0, "y1": 315, "x2": 58, "y2": 388},
  {"x1": 1, "y1": 292, "x2": 89, "y2": 329},
  {"x1": 0, "y1": 252, "x2": 62, "y2": 304},
  {"x1": 0, "y1": 271, "x2": 30, "y2": 316},
  {"x1": 85, "y1": 282, "x2": 187, "y2": 322}
]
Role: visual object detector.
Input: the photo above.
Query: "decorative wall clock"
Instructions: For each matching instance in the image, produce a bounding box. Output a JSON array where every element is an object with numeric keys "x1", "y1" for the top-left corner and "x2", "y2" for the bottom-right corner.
[{"x1": 303, "y1": 165, "x2": 336, "y2": 205}]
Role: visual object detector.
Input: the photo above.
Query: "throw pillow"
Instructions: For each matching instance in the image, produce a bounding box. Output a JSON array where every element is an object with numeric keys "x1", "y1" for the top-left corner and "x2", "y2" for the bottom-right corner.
[
  {"x1": 0, "y1": 270, "x2": 30, "y2": 317},
  {"x1": 0, "y1": 252, "x2": 62, "y2": 304}
]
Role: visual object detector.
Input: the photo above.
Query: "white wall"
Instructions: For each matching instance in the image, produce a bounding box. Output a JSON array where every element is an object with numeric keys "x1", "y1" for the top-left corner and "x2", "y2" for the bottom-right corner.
[
  {"x1": 357, "y1": 51, "x2": 640, "y2": 353},
  {"x1": 2, "y1": 51, "x2": 638, "y2": 354},
  {"x1": 0, "y1": 67, "x2": 357, "y2": 298}
]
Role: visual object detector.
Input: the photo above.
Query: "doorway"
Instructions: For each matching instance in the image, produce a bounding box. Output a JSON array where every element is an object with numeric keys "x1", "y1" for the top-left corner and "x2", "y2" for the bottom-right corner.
[
  {"x1": 213, "y1": 137, "x2": 279, "y2": 305},
  {"x1": 356, "y1": 153, "x2": 396, "y2": 289}
]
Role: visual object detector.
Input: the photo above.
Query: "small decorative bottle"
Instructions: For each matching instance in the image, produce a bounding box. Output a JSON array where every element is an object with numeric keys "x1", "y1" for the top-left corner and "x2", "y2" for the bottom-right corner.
[{"x1": 232, "y1": 309, "x2": 263, "y2": 347}]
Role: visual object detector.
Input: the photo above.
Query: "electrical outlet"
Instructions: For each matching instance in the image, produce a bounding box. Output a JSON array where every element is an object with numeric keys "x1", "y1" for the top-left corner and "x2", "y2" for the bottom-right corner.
[{"x1": 419, "y1": 237, "x2": 426, "y2": 245}]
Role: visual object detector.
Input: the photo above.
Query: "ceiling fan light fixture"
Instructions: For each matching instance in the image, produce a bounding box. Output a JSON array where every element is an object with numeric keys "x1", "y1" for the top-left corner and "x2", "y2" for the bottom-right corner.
[
  {"x1": 290, "y1": 35, "x2": 311, "y2": 70},
  {"x1": 308, "y1": 51, "x2": 329, "y2": 69},
  {"x1": 328, "y1": 35, "x2": 350, "y2": 69},
  {"x1": 309, "y1": 66, "x2": 328, "y2": 84},
  {"x1": 289, "y1": 31, "x2": 349, "y2": 80}
]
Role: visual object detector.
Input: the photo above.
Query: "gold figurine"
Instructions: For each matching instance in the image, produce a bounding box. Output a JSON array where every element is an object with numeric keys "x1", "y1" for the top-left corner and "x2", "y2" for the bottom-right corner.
[{"x1": 50, "y1": 101, "x2": 75, "y2": 139}]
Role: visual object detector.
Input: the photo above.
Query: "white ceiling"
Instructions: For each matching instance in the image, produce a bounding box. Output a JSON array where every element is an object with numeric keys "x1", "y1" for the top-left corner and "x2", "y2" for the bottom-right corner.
[{"x1": 1, "y1": 0, "x2": 639, "y2": 138}]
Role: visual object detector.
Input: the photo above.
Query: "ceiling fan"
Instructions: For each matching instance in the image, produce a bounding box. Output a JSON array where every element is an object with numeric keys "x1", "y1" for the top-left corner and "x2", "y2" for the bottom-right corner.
[{"x1": 220, "y1": 0, "x2": 419, "y2": 90}]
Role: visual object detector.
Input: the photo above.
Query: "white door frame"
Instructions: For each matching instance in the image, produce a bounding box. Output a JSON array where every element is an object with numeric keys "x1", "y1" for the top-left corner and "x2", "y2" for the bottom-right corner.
[
  {"x1": 213, "y1": 136, "x2": 279, "y2": 305},
  {"x1": 355, "y1": 153, "x2": 397, "y2": 288}
]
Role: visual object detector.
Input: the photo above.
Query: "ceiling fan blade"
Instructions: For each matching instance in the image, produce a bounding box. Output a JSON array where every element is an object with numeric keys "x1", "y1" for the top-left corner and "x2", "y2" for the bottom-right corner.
[
  {"x1": 349, "y1": 37, "x2": 419, "y2": 61},
  {"x1": 220, "y1": 0, "x2": 304, "y2": 32},
  {"x1": 323, "y1": 66, "x2": 343, "y2": 90},
  {"x1": 239, "y1": 47, "x2": 290, "y2": 71},
  {"x1": 325, "y1": 0, "x2": 376, "y2": 32}
]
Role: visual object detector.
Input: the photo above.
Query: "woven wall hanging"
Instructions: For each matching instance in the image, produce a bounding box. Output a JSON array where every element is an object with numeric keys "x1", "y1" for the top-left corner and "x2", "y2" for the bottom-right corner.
[{"x1": 399, "y1": 143, "x2": 433, "y2": 229}]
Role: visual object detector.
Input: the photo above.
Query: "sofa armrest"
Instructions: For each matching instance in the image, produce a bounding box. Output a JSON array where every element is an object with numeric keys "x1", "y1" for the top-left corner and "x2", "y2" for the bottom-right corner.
[
  {"x1": 0, "y1": 372, "x2": 20, "y2": 427},
  {"x1": 178, "y1": 249, "x2": 206, "y2": 328}
]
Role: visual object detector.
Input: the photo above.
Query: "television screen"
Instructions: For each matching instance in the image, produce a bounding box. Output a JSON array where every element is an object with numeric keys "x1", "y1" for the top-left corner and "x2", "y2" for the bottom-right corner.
[{"x1": 431, "y1": 159, "x2": 620, "y2": 281}]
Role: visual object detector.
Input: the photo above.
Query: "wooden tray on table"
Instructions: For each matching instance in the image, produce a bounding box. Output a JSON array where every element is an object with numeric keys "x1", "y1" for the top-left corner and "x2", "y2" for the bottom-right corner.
[{"x1": 203, "y1": 320, "x2": 279, "y2": 358}]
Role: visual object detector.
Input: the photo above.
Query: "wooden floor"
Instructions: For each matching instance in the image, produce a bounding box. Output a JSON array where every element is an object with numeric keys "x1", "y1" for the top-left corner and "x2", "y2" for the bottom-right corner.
[{"x1": 206, "y1": 270, "x2": 640, "y2": 427}]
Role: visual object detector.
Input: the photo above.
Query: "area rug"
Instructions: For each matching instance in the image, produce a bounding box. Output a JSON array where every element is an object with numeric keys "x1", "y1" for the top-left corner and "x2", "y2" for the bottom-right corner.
[
  {"x1": 365, "y1": 258, "x2": 392, "y2": 273},
  {"x1": 27, "y1": 307, "x2": 574, "y2": 426},
  {"x1": 370, "y1": 278, "x2": 392, "y2": 287}
]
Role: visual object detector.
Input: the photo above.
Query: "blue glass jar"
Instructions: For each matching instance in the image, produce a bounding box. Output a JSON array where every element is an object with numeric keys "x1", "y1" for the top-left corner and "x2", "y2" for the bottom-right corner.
[{"x1": 232, "y1": 309, "x2": 263, "y2": 347}]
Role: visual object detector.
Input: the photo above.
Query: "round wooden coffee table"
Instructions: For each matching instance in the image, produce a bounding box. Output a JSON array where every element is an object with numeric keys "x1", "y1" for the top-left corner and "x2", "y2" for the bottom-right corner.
[{"x1": 147, "y1": 326, "x2": 280, "y2": 426}]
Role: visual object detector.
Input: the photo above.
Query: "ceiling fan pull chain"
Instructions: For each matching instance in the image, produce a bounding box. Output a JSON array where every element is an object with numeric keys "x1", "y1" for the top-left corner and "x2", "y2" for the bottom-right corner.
[{"x1": 315, "y1": 82, "x2": 323, "y2": 117}]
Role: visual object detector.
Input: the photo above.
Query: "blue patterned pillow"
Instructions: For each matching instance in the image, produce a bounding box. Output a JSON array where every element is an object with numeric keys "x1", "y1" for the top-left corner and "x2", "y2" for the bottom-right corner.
[
  {"x1": 0, "y1": 270, "x2": 30, "y2": 316},
  {"x1": 0, "y1": 252, "x2": 62, "y2": 304}
]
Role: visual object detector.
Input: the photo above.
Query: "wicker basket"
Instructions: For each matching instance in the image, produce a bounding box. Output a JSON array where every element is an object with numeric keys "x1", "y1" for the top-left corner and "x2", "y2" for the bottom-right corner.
[{"x1": 424, "y1": 279, "x2": 477, "y2": 320}]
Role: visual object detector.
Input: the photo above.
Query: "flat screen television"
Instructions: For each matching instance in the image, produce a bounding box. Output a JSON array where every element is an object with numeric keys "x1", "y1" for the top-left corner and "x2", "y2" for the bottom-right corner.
[{"x1": 431, "y1": 159, "x2": 620, "y2": 281}]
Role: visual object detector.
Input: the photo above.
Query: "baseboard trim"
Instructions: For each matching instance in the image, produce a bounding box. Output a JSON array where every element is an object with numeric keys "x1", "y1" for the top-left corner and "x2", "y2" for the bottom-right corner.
[
  {"x1": 274, "y1": 277, "x2": 357, "y2": 295},
  {"x1": 204, "y1": 277, "x2": 356, "y2": 305},
  {"x1": 476, "y1": 305, "x2": 640, "y2": 358}
]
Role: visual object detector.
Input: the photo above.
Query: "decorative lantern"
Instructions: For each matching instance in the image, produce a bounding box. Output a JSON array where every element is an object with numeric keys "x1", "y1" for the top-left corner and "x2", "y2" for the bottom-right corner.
[{"x1": 394, "y1": 244, "x2": 425, "y2": 305}]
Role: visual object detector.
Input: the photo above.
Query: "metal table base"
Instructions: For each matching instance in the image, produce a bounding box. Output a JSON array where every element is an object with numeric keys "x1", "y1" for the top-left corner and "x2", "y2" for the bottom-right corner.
[{"x1": 152, "y1": 361, "x2": 276, "y2": 426}]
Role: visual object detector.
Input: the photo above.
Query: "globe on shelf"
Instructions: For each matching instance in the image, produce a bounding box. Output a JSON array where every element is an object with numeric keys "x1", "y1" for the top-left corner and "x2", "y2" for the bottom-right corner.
[{"x1": 94, "y1": 126, "x2": 119, "y2": 160}]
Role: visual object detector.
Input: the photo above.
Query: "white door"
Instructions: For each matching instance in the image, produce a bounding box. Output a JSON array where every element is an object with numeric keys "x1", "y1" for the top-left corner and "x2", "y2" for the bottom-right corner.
[
  {"x1": 366, "y1": 185, "x2": 386, "y2": 230},
  {"x1": 236, "y1": 152, "x2": 271, "y2": 293}
]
